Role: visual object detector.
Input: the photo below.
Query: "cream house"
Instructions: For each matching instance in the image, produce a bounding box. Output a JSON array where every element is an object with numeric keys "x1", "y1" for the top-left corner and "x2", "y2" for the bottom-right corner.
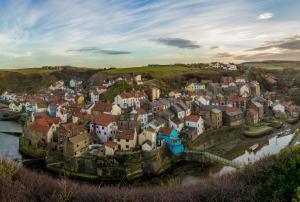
[{"x1": 114, "y1": 129, "x2": 137, "y2": 151}]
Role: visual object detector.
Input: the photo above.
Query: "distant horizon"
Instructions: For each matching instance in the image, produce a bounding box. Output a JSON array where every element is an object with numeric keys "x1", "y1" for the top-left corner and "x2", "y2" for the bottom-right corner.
[
  {"x1": 1, "y1": 59, "x2": 300, "y2": 70},
  {"x1": 0, "y1": 0, "x2": 299, "y2": 68}
]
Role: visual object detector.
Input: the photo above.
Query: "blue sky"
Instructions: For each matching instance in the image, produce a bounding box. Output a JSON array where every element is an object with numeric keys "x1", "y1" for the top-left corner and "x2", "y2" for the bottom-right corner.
[{"x1": 0, "y1": 0, "x2": 299, "y2": 68}]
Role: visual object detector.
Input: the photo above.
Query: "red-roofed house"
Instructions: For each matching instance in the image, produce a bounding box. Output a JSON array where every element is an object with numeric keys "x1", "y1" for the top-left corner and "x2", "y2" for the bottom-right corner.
[
  {"x1": 90, "y1": 114, "x2": 118, "y2": 143},
  {"x1": 114, "y1": 91, "x2": 147, "y2": 109},
  {"x1": 185, "y1": 115, "x2": 204, "y2": 135}
]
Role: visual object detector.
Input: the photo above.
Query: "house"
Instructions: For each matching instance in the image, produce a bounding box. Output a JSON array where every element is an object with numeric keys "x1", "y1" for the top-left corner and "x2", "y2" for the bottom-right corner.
[
  {"x1": 114, "y1": 129, "x2": 137, "y2": 151},
  {"x1": 150, "y1": 99, "x2": 170, "y2": 113},
  {"x1": 157, "y1": 129, "x2": 184, "y2": 155},
  {"x1": 169, "y1": 117, "x2": 184, "y2": 131},
  {"x1": 168, "y1": 91, "x2": 181, "y2": 99},
  {"x1": 246, "y1": 108, "x2": 259, "y2": 125},
  {"x1": 131, "y1": 108, "x2": 148, "y2": 129},
  {"x1": 72, "y1": 112, "x2": 91, "y2": 124},
  {"x1": 210, "y1": 108, "x2": 223, "y2": 129},
  {"x1": 224, "y1": 107, "x2": 244, "y2": 126},
  {"x1": 250, "y1": 101, "x2": 264, "y2": 120},
  {"x1": 117, "y1": 114, "x2": 139, "y2": 131},
  {"x1": 239, "y1": 84, "x2": 250, "y2": 98},
  {"x1": 114, "y1": 91, "x2": 147, "y2": 109},
  {"x1": 185, "y1": 115, "x2": 204, "y2": 135},
  {"x1": 92, "y1": 102, "x2": 121, "y2": 116},
  {"x1": 272, "y1": 102, "x2": 285, "y2": 113},
  {"x1": 209, "y1": 62, "x2": 223, "y2": 69},
  {"x1": 104, "y1": 141, "x2": 118, "y2": 156},
  {"x1": 133, "y1": 74, "x2": 143, "y2": 85},
  {"x1": 25, "y1": 117, "x2": 58, "y2": 147},
  {"x1": 141, "y1": 140, "x2": 154, "y2": 151},
  {"x1": 63, "y1": 134, "x2": 89, "y2": 158},
  {"x1": 9, "y1": 102, "x2": 23, "y2": 112},
  {"x1": 196, "y1": 95, "x2": 210, "y2": 106},
  {"x1": 89, "y1": 114, "x2": 118, "y2": 143},
  {"x1": 69, "y1": 79, "x2": 82, "y2": 88},
  {"x1": 146, "y1": 87, "x2": 160, "y2": 101},
  {"x1": 185, "y1": 83, "x2": 195, "y2": 92},
  {"x1": 90, "y1": 91, "x2": 99, "y2": 103},
  {"x1": 138, "y1": 128, "x2": 157, "y2": 149},
  {"x1": 146, "y1": 119, "x2": 165, "y2": 131},
  {"x1": 235, "y1": 77, "x2": 246, "y2": 84},
  {"x1": 249, "y1": 81, "x2": 261, "y2": 96},
  {"x1": 224, "y1": 63, "x2": 238, "y2": 71}
]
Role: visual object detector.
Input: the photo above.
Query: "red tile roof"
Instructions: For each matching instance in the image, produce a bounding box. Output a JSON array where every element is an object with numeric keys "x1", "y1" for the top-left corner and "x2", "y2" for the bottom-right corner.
[
  {"x1": 93, "y1": 102, "x2": 112, "y2": 112},
  {"x1": 158, "y1": 127, "x2": 172, "y2": 136},
  {"x1": 92, "y1": 114, "x2": 118, "y2": 126},
  {"x1": 115, "y1": 129, "x2": 135, "y2": 140},
  {"x1": 185, "y1": 115, "x2": 200, "y2": 122},
  {"x1": 105, "y1": 141, "x2": 118, "y2": 149},
  {"x1": 28, "y1": 123, "x2": 50, "y2": 134}
]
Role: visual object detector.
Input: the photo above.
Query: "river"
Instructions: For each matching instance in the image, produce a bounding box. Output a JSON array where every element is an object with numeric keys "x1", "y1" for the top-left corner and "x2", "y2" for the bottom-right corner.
[{"x1": 0, "y1": 121, "x2": 22, "y2": 160}]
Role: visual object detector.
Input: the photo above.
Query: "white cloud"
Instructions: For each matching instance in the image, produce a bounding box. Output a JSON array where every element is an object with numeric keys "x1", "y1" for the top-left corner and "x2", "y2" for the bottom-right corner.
[{"x1": 257, "y1": 12, "x2": 273, "y2": 20}]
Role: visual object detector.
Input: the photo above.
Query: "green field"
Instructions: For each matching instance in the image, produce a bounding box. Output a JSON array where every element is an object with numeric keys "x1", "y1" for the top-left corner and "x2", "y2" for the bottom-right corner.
[{"x1": 242, "y1": 61, "x2": 300, "y2": 70}]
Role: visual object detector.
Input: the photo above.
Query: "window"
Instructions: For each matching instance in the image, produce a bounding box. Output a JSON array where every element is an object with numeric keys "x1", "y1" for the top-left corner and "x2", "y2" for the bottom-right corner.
[
  {"x1": 126, "y1": 145, "x2": 129, "y2": 148},
  {"x1": 126, "y1": 139, "x2": 129, "y2": 142}
]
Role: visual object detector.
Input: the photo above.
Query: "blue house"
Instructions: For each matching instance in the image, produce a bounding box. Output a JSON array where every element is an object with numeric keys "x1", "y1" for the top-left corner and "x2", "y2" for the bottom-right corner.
[
  {"x1": 48, "y1": 104, "x2": 57, "y2": 117},
  {"x1": 157, "y1": 128, "x2": 184, "y2": 155}
]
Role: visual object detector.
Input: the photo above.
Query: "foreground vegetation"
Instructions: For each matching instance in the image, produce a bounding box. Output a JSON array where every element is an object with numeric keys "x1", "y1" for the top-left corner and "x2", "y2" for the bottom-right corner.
[{"x1": 1, "y1": 145, "x2": 300, "y2": 201}]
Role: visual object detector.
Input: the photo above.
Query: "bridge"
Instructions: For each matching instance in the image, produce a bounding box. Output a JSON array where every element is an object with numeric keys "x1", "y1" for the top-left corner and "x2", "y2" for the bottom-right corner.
[{"x1": 185, "y1": 150, "x2": 242, "y2": 169}]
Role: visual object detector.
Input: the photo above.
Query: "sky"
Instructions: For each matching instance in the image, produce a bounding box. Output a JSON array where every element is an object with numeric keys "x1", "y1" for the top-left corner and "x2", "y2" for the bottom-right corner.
[{"x1": 0, "y1": 0, "x2": 300, "y2": 68}]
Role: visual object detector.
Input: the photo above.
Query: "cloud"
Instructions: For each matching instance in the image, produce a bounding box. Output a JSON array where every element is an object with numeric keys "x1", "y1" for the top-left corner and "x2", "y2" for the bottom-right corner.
[
  {"x1": 210, "y1": 46, "x2": 219, "y2": 50},
  {"x1": 257, "y1": 12, "x2": 273, "y2": 20},
  {"x1": 67, "y1": 47, "x2": 131, "y2": 55},
  {"x1": 214, "y1": 52, "x2": 234, "y2": 58},
  {"x1": 151, "y1": 38, "x2": 201, "y2": 49},
  {"x1": 247, "y1": 35, "x2": 300, "y2": 52},
  {"x1": 98, "y1": 50, "x2": 132, "y2": 55}
]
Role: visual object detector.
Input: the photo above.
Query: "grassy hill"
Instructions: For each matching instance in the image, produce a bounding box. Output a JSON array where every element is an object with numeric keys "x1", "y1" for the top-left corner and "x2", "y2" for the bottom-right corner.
[
  {"x1": 242, "y1": 60, "x2": 300, "y2": 70},
  {"x1": 0, "y1": 67, "x2": 98, "y2": 93}
]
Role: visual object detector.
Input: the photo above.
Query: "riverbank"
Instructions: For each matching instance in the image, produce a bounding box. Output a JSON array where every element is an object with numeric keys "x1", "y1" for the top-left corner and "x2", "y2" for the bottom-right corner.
[{"x1": 2, "y1": 145, "x2": 300, "y2": 201}]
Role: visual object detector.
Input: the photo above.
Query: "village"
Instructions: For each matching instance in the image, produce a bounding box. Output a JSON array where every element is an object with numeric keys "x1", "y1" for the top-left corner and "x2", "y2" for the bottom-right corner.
[{"x1": 0, "y1": 62, "x2": 299, "y2": 180}]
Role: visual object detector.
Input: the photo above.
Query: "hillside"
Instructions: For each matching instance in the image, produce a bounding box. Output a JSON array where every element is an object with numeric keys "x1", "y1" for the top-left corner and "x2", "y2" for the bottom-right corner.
[
  {"x1": 1, "y1": 146, "x2": 300, "y2": 201},
  {"x1": 242, "y1": 60, "x2": 300, "y2": 70},
  {"x1": 0, "y1": 67, "x2": 99, "y2": 93}
]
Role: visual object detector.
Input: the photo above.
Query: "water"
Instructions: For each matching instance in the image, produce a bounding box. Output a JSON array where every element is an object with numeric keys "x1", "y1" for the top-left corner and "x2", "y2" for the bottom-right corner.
[
  {"x1": 181, "y1": 130, "x2": 295, "y2": 185},
  {"x1": 0, "y1": 121, "x2": 22, "y2": 160}
]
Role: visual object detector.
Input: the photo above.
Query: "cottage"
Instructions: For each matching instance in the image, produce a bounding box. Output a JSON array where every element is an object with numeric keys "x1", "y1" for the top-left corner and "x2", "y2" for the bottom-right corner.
[
  {"x1": 90, "y1": 114, "x2": 118, "y2": 143},
  {"x1": 114, "y1": 129, "x2": 137, "y2": 151},
  {"x1": 104, "y1": 141, "x2": 118, "y2": 156},
  {"x1": 210, "y1": 108, "x2": 223, "y2": 129},
  {"x1": 92, "y1": 102, "x2": 121, "y2": 116},
  {"x1": 114, "y1": 91, "x2": 147, "y2": 109},
  {"x1": 131, "y1": 108, "x2": 148, "y2": 129},
  {"x1": 63, "y1": 134, "x2": 89, "y2": 158},
  {"x1": 146, "y1": 87, "x2": 160, "y2": 101},
  {"x1": 169, "y1": 117, "x2": 184, "y2": 131},
  {"x1": 225, "y1": 107, "x2": 244, "y2": 126},
  {"x1": 246, "y1": 108, "x2": 259, "y2": 125},
  {"x1": 185, "y1": 115, "x2": 204, "y2": 135},
  {"x1": 90, "y1": 91, "x2": 99, "y2": 103}
]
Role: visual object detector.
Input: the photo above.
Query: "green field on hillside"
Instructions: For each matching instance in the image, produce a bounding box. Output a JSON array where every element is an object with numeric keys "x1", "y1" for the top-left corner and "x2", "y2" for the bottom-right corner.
[{"x1": 243, "y1": 61, "x2": 300, "y2": 70}]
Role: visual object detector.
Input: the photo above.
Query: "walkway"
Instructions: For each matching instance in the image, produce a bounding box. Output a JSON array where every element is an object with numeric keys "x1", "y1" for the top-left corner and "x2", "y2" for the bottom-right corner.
[{"x1": 186, "y1": 150, "x2": 241, "y2": 169}]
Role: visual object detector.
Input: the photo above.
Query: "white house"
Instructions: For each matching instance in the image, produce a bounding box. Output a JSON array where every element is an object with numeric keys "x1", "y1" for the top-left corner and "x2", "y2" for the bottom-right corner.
[
  {"x1": 272, "y1": 102, "x2": 285, "y2": 113},
  {"x1": 185, "y1": 115, "x2": 204, "y2": 135},
  {"x1": 90, "y1": 91, "x2": 99, "y2": 103},
  {"x1": 169, "y1": 118, "x2": 184, "y2": 131},
  {"x1": 239, "y1": 84, "x2": 250, "y2": 98},
  {"x1": 90, "y1": 114, "x2": 118, "y2": 143},
  {"x1": 114, "y1": 91, "x2": 146, "y2": 109},
  {"x1": 196, "y1": 95, "x2": 210, "y2": 106},
  {"x1": 69, "y1": 79, "x2": 82, "y2": 88},
  {"x1": 134, "y1": 75, "x2": 143, "y2": 85},
  {"x1": 131, "y1": 108, "x2": 148, "y2": 129}
]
